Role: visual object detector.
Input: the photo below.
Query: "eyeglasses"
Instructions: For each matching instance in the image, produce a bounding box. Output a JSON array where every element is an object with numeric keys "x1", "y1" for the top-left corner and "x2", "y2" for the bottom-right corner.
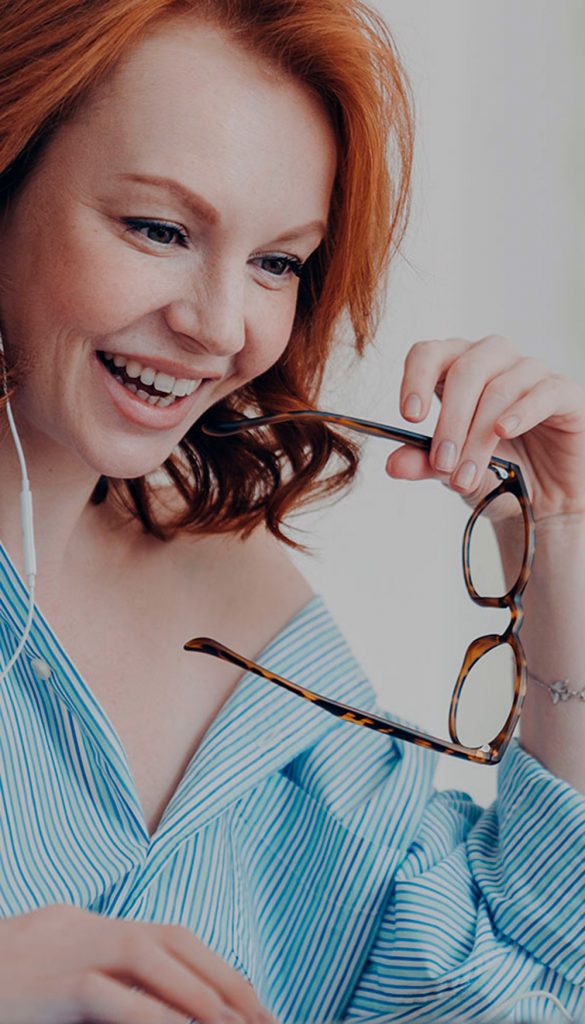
[{"x1": 183, "y1": 410, "x2": 536, "y2": 765}]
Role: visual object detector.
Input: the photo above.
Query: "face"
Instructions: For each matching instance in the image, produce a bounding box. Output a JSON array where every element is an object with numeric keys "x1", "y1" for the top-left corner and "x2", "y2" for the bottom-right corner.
[{"x1": 0, "y1": 18, "x2": 336, "y2": 482}]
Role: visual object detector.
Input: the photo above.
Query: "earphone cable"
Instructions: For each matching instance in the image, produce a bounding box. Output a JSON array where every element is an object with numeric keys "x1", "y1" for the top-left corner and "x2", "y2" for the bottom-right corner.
[{"x1": 0, "y1": 329, "x2": 37, "y2": 684}]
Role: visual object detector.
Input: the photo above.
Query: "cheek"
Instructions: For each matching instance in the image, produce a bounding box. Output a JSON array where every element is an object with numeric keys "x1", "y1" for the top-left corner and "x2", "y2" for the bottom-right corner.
[
  {"x1": 13, "y1": 198, "x2": 153, "y2": 340},
  {"x1": 237, "y1": 289, "x2": 299, "y2": 380},
  {"x1": 42, "y1": 232, "x2": 154, "y2": 338}
]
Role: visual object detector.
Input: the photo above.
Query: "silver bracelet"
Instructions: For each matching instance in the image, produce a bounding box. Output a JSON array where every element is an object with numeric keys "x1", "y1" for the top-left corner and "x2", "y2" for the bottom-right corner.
[{"x1": 527, "y1": 670, "x2": 585, "y2": 704}]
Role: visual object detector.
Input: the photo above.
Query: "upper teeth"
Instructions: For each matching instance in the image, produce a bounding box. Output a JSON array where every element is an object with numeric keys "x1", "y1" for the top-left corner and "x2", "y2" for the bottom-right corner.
[{"x1": 103, "y1": 352, "x2": 202, "y2": 397}]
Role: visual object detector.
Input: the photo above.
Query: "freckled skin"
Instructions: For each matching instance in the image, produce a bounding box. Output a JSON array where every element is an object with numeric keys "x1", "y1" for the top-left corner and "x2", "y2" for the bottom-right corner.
[{"x1": 0, "y1": 16, "x2": 336, "y2": 488}]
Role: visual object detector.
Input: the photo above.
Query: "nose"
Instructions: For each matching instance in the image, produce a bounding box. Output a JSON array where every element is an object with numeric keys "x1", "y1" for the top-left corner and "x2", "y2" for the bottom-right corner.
[{"x1": 164, "y1": 265, "x2": 246, "y2": 359}]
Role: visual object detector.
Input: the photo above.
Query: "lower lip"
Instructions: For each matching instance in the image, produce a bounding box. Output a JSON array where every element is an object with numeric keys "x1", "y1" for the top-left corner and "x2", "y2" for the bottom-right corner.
[{"x1": 92, "y1": 351, "x2": 209, "y2": 430}]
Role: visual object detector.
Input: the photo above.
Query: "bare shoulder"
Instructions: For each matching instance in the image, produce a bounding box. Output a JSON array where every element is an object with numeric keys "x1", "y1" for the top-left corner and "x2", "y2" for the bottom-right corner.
[
  {"x1": 228, "y1": 522, "x2": 315, "y2": 608},
  {"x1": 150, "y1": 487, "x2": 316, "y2": 646},
  {"x1": 184, "y1": 523, "x2": 315, "y2": 621}
]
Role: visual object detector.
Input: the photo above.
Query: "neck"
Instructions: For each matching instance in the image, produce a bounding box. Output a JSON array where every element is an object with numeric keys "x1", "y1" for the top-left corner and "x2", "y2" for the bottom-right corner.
[{"x1": 0, "y1": 406, "x2": 133, "y2": 599}]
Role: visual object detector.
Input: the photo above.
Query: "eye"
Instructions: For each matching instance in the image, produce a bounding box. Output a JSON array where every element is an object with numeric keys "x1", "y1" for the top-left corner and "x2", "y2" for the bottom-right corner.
[
  {"x1": 121, "y1": 218, "x2": 189, "y2": 248},
  {"x1": 252, "y1": 254, "x2": 305, "y2": 279}
]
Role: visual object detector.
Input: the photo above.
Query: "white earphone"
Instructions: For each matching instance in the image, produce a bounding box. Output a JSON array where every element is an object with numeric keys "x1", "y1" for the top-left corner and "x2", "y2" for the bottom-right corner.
[{"x1": 0, "y1": 326, "x2": 37, "y2": 683}]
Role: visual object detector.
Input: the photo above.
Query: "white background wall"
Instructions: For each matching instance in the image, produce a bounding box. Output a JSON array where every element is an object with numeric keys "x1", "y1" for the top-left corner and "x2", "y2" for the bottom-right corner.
[{"x1": 288, "y1": 1, "x2": 585, "y2": 806}]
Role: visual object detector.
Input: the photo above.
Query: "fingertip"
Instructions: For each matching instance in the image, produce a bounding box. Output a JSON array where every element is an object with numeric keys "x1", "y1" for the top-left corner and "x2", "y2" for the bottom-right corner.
[
  {"x1": 403, "y1": 393, "x2": 423, "y2": 420},
  {"x1": 385, "y1": 455, "x2": 400, "y2": 478},
  {"x1": 497, "y1": 414, "x2": 521, "y2": 436}
]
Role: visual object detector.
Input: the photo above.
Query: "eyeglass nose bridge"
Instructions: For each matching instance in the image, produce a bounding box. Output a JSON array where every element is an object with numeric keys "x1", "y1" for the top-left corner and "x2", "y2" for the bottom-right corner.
[{"x1": 448, "y1": 631, "x2": 527, "y2": 756}]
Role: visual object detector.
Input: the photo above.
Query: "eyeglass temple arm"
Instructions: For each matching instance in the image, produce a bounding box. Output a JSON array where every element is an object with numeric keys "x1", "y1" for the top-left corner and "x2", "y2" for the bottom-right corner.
[
  {"x1": 200, "y1": 410, "x2": 517, "y2": 482},
  {"x1": 183, "y1": 635, "x2": 496, "y2": 762}
]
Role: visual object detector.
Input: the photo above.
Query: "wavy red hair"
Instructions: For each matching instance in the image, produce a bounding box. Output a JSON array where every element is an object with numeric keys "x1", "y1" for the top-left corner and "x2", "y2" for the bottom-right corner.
[{"x1": 0, "y1": 0, "x2": 415, "y2": 551}]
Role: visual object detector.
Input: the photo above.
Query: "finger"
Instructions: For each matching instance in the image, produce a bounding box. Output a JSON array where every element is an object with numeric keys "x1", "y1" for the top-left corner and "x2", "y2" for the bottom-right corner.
[
  {"x1": 400, "y1": 337, "x2": 472, "y2": 420},
  {"x1": 426, "y1": 341, "x2": 524, "y2": 472},
  {"x1": 400, "y1": 335, "x2": 516, "y2": 424},
  {"x1": 495, "y1": 375, "x2": 585, "y2": 438},
  {"x1": 158, "y1": 925, "x2": 271, "y2": 1023},
  {"x1": 386, "y1": 445, "x2": 435, "y2": 481},
  {"x1": 71, "y1": 970, "x2": 192, "y2": 1023},
  {"x1": 111, "y1": 940, "x2": 244, "y2": 1024},
  {"x1": 443, "y1": 365, "x2": 558, "y2": 495},
  {"x1": 390, "y1": 355, "x2": 547, "y2": 486},
  {"x1": 432, "y1": 356, "x2": 549, "y2": 491},
  {"x1": 450, "y1": 372, "x2": 557, "y2": 495}
]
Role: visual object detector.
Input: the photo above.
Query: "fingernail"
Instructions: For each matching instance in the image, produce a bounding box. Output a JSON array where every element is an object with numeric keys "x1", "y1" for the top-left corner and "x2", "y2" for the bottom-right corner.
[
  {"x1": 435, "y1": 440, "x2": 457, "y2": 472},
  {"x1": 454, "y1": 460, "x2": 477, "y2": 490},
  {"x1": 404, "y1": 393, "x2": 422, "y2": 419},
  {"x1": 498, "y1": 414, "x2": 520, "y2": 435}
]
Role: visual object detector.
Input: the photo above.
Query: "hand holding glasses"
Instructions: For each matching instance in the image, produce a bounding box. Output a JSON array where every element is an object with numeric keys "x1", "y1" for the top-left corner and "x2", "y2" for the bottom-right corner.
[{"x1": 183, "y1": 410, "x2": 535, "y2": 765}]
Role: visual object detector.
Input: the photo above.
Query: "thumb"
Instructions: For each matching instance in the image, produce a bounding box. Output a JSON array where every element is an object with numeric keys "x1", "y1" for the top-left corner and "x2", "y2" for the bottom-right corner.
[{"x1": 386, "y1": 445, "x2": 437, "y2": 481}]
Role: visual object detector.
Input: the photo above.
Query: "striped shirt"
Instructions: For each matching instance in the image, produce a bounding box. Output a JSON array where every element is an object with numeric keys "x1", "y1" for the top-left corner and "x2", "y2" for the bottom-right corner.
[{"x1": 0, "y1": 538, "x2": 583, "y2": 1023}]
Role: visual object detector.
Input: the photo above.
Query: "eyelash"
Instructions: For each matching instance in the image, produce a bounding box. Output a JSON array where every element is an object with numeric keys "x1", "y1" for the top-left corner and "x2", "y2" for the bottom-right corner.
[{"x1": 121, "y1": 218, "x2": 305, "y2": 280}]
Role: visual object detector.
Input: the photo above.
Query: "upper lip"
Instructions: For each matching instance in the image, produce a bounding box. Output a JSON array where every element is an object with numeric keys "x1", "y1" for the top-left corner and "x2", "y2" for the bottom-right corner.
[{"x1": 97, "y1": 349, "x2": 223, "y2": 381}]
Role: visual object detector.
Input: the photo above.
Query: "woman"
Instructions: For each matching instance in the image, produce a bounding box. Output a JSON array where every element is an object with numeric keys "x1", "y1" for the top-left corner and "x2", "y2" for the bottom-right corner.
[{"x1": 0, "y1": 1, "x2": 583, "y2": 1022}]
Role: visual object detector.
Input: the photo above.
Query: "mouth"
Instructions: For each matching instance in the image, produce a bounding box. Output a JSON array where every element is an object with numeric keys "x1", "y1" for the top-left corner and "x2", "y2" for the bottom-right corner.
[{"x1": 97, "y1": 350, "x2": 207, "y2": 409}]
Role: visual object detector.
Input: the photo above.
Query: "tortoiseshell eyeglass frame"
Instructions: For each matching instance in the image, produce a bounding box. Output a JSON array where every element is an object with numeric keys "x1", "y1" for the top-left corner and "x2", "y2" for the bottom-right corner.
[{"x1": 183, "y1": 410, "x2": 536, "y2": 765}]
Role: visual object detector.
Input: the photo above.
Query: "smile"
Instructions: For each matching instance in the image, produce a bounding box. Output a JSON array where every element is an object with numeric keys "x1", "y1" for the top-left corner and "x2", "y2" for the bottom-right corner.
[{"x1": 98, "y1": 350, "x2": 204, "y2": 407}]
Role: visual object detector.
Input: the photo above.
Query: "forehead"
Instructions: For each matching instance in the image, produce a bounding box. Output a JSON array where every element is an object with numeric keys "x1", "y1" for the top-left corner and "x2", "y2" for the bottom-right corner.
[{"x1": 60, "y1": 18, "x2": 337, "y2": 229}]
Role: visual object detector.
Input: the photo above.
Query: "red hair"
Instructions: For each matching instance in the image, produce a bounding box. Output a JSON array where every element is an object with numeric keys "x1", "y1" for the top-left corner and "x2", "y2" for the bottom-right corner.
[{"x1": 0, "y1": 0, "x2": 414, "y2": 551}]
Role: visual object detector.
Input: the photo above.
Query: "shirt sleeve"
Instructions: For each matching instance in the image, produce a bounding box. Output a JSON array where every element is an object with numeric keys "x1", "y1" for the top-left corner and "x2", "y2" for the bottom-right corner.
[{"x1": 343, "y1": 739, "x2": 585, "y2": 1023}]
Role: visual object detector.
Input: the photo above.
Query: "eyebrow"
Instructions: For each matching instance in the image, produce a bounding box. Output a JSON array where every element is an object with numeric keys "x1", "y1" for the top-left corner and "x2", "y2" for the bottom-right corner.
[{"x1": 116, "y1": 172, "x2": 327, "y2": 243}]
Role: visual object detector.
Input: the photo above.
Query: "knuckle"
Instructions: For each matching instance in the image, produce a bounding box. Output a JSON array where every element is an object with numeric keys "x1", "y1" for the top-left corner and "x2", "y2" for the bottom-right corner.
[
  {"x1": 70, "y1": 970, "x2": 101, "y2": 1011},
  {"x1": 223, "y1": 972, "x2": 258, "y2": 1006},
  {"x1": 484, "y1": 377, "x2": 514, "y2": 404},
  {"x1": 405, "y1": 339, "x2": 435, "y2": 364},
  {"x1": 37, "y1": 902, "x2": 73, "y2": 919},
  {"x1": 479, "y1": 333, "x2": 513, "y2": 350},
  {"x1": 159, "y1": 922, "x2": 189, "y2": 942},
  {"x1": 442, "y1": 335, "x2": 469, "y2": 347},
  {"x1": 546, "y1": 374, "x2": 569, "y2": 401},
  {"x1": 195, "y1": 990, "x2": 225, "y2": 1021},
  {"x1": 443, "y1": 358, "x2": 471, "y2": 384},
  {"x1": 158, "y1": 921, "x2": 198, "y2": 957},
  {"x1": 34, "y1": 902, "x2": 85, "y2": 932},
  {"x1": 520, "y1": 355, "x2": 547, "y2": 377},
  {"x1": 31, "y1": 904, "x2": 62, "y2": 927},
  {"x1": 120, "y1": 928, "x2": 150, "y2": 968}
]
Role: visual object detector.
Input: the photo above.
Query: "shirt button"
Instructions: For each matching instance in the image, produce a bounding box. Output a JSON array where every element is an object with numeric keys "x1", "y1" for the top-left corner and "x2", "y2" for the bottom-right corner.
[{"x1": 30, "y1": 657, "x2": 52, "y2": 680}]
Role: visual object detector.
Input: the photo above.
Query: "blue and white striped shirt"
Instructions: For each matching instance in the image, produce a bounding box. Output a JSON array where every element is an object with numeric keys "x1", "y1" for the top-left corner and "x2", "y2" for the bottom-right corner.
[{"x1": 0, "y1": 539, "x2": 583, "y2": 1023}]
